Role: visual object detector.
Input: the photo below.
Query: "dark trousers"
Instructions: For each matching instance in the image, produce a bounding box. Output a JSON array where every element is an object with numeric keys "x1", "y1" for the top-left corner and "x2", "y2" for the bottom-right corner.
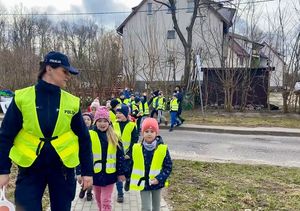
[
  {"x1": 116, "y1": 158, "x2": 132, "y2": 197},
  {"x1": 136, "y1": 117, "x2": 142, "y2": 132},
  {"x1": 177, "y1": 107, "x2": 185, "y2": 122},
  {"x1": 116, "y1": 181, "x2": 123, "y2": 197},
  {"x1": 150, "y1": 109, "x2": 158, "y2": 118},
  {"x1": 15, "y1": 165, "x2": 76, "y2": 211}
]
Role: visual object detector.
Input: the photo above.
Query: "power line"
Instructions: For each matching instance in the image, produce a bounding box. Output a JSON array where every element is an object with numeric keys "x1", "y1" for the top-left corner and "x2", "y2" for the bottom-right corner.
[
  {"x1": 238, "y1": 0, "x2": 275, "y2": 4},
  {"x1": 0, "y1": 0, "x2": 276, "y2": 17},
  {"x1": 0, "y1": 11, "x2": 131, "y2": 16}
]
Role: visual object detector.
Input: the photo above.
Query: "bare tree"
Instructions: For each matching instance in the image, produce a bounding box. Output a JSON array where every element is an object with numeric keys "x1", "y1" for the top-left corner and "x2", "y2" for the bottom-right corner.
[
  {"x1": 35, "y1": 16, "x2": 53, "y2": 57},
  {"x1": 153, "y1": 0, "x2": 201, "y2": 88}
]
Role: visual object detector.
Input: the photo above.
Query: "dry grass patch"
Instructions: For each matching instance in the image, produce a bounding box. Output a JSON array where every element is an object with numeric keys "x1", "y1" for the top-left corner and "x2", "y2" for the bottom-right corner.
[
  {"x1": 180, "y1": 109, "x2": 300, "y2": 128},
  {"x1": 164, "y1": 160, "x2": 300, "y2": 211}
]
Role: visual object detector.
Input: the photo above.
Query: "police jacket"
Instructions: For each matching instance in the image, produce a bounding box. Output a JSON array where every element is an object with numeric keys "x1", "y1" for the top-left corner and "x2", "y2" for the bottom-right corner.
[{"x1": 0, "y1": 80, "x2": 93, "y2": 176}]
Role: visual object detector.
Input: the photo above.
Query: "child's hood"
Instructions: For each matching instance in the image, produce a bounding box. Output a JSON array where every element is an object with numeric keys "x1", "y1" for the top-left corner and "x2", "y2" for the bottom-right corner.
[{"x1": 156, "y1": 135, "x2": 164, "y2": 145}]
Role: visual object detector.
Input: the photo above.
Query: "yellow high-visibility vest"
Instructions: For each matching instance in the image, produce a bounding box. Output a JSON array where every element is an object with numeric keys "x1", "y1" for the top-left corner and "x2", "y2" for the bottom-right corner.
[
  {"x1": 130, "y1": 103, "x2": 139, "y2": 118},
  {"x1": 152, "y1": 96, "x2": 158, "y2": 109},
  {"x1": 109, "y1": 110, "x2": 117, "y2": 124},
  {"x1": 170, "y1": 99, "x2": 179, "y2": 111},
  {"x1": 157, "y1": 97, "x2": 166, "y2": 110},
  {"x1": 117, "y1": 98, "x2": 122, "y2": 104},
  {"x1": 113, "y1": 121, "x2": 135, "y2": 153},
  {"x1": 124, "y1": 98, "x2": 130, "y2": 105},
  {"x1": 9, "y1": 86, "x2": 80, "y2": 168},
  {"x1": 139, "y1": 102, "x2": 149, "y2": 116},
  {"x1": 130, "y1": 143, "x2": 169, "y2": 191},
  {"x1": 89, "y1": 130, "x2": 117, "y2": 174}
]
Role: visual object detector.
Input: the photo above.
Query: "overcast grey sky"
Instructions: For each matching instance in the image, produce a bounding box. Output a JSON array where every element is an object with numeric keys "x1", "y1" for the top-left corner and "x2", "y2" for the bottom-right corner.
[{"x1": 0, "y1": 0, "x2": 298, "y2": 31}]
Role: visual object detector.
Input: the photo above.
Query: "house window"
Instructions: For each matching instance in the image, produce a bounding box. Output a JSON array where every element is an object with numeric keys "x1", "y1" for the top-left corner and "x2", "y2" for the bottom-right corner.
[
  {"x1": 240, "y1": 57, "x2": 244, "y2": 66},
  {"x1": 187, "y1": 0, "x2": 194, "y2": 13},
  {"x1": 167, "y1": 30, "x2": 176, "y2": 39},
  {"x1": 167, "y1": 1, "x2": 176, "y2": 14},
  {"x1": 147, "y1": 3, "x2": 152, "y2": 15}
]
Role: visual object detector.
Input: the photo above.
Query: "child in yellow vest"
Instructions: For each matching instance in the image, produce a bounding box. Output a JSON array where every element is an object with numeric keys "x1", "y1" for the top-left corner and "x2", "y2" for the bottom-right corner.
[
  {"x1": 130, "y1": 118, "x2": 172, "y2": 211},
  {"x1": 109, "y1": 99, "x2": 119, "y2": 124},
  {"x1": 113, "y1": 104, "x2": 139, "y2": 203},
  {"x1": 78, "y1": 106, "x2": 126, "y2": 210}
]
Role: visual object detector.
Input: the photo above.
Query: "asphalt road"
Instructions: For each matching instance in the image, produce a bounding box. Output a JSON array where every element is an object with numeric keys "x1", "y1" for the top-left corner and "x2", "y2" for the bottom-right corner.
[{"x1": 160, "y1": 129, "x2": 300, "y2": 167}]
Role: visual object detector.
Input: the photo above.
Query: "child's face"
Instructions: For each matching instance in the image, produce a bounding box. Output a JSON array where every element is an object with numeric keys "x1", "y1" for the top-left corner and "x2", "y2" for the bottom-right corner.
[
  {"x1": 106, "y1": 100, "x2": 111, "y2": 109},
  {"x1": 96, "y1": 119, "x2": 109, "y2": 131},
  {"x1": 116, "y1": 112, "x2": 127, "y2": 122},
  {"x1": 143, "y1": 129, "x2": 157, "y2": 143},
  {"x1": 83, "y1": 115, "x2": 92, "y2": 127},
  {"x1": 91, "y1": 107, "x2": 97, "y2": 115}
]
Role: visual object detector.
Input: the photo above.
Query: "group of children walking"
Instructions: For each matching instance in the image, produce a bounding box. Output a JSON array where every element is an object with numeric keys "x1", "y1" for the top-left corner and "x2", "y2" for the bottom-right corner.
[
  {"x1": 76, "y1": 95, "x2": 173, "y2": 211},
  {"x1": 110, "y1": 86, "x2": 185, "y2": 133}
]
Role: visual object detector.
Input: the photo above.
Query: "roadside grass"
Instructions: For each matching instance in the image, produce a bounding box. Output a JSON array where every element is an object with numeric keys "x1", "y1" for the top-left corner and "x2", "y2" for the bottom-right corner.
[
  {"x1": 180, "y1": 109, "x2": 300, "y2": 128},
  {"x1": 6, "y1": 164, "x2": 50, "y2": 210},
  {"x1": 164, "y1": 160, "x2": 300, "y2": 211}
]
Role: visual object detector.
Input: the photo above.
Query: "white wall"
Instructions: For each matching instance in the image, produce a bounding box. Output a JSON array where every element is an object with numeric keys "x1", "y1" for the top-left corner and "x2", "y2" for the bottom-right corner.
[
  {"x1": 122, "y1": 0, "x2": 225, "y2": 82},
  {"x1": 261, "y1": 45, "x2": 285, "y2": 88}
]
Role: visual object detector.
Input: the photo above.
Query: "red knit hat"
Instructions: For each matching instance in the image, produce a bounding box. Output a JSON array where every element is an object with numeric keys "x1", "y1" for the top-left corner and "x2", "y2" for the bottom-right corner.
[
  {"x1": 141, "y1": 118, "x2": 159, "y2": 134},
  {"x1": 94, "y1": 106, "x2": 110, "y2": 123}
]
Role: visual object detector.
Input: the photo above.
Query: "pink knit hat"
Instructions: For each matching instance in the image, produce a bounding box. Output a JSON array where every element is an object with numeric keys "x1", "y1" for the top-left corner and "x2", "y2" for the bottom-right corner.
[
  {"x1": 90, "y1": 97, "x2": 100, "y2": 109},
  {"x1": 94, "y1": 106, "x2": 110, "y2": 123},
  {"x1": 141, "y1": 117, "x2": 159, "y2": 134}
]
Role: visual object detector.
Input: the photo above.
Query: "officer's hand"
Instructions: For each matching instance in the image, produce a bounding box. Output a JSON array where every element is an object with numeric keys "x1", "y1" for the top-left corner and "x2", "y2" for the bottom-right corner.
[
  {"x1": 76, "y1": 175, "x2": 82, "y2": 184},
  {"x1": 81, "y1": 176, "x2": 93, "y2": 190},
  {"x1": 124, "y1": 155, "x2": 130, "y2": 159},
  {"x1": 0, "y1": 174, "x2": 9, "y2": 188},
  {"x1": 149, "y1": 178, "x2": 159, "y2": 186},
  {"x1": 118, "y1": 175, "x2": 126, "y2": 182}
]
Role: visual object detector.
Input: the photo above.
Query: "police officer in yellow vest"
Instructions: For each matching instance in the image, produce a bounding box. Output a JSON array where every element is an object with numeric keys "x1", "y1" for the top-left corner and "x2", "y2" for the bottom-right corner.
[{"x1": 0, "y1": 51, "x2": 93, "y2": 211}]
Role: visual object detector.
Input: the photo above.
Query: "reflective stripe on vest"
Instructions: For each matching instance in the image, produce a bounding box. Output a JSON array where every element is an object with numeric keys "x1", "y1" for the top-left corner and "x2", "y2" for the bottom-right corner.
[
  {"x1": 157, "y1": 97, "x2": 166, "y2": 110},
  {"x1": 109, "y1": 110, "x2": 117, "y2": 124},
  {"x1": 130, "y1": 143, "x2": 168, "y2": 191},
  {"x1": 139, "y1": 102, "x2": 149, "y2": 116},
  {"x1": 89, "y1": 130, "x2": 117, "y2": 174},
  {"x1": 138, "y1": 103, "x2": 144, "y2": 116},
  {"x1": 131, "y1": 104, "x2": 139, "y2": 114},
  {"x1": 113, "y1": 122, "x2": 135, "y2": 153},
  {"x1": 9, "y1": 86, "x2": 80, "y2": 168},
  {"x1": 152, "y1": 97, "x2": 158, "y2": 108},
  {"x1": 170, "y1": 99, "x2": 179, "y2": 111}
]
